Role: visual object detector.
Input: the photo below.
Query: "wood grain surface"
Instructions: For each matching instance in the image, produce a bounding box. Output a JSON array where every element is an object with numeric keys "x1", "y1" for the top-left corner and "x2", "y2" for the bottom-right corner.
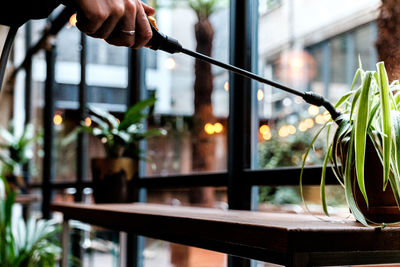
[{"x1": 51, "y1": 202, "x2": 400, "y2": 266}]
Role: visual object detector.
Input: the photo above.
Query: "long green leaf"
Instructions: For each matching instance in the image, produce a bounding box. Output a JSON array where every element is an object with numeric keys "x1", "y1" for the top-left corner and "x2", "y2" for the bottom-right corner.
[
  {"x1": 344, "y1": 132, "x2": 369, "y2": 227},
  {"x1": 300, "y1": 122, "x2": 329, "y2": 213},
  {"x1": 119, "y1": 98, "x2": 156, "y2": 130},
  {"x1": 354, "y1": 71, "x2": 372, "y2": 206},
  {"x1": 321, "y1": 146, "x2": 331, "y2": 216},
  {"x1": 377, "y1": 62, "x2": 392, "y2": 189}
]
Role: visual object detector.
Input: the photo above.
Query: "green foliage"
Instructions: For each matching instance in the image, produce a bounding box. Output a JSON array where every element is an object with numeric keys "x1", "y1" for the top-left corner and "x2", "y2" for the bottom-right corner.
[
  {"x1": 301, "y1": 61, "x2": 400, "y2": 226},
  {"x1": 259, "y1": 186, "x2": 301, "y2": 205},
  {"x1": 259, "y1": 130, "x2": 325, "y2": 205},
  {"x1": 259, "y1": 131, "x2": 324, "y2": 169},
  {"x1": 81, "y1": 98, "x2": 166, "y2": 159},
  {"x1": 188, "y1": 0, "x2": 220, "y2": 18},
  {"x1": 0, "y1": 178, "x2": 60, "y2": 266},
  {"x1": 0, "y1": 123, "x2": 40, "y2": 177}
]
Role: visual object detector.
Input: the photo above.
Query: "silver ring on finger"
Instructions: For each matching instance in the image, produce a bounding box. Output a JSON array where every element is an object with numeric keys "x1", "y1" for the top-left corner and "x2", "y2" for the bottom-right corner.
[{"x1": 121, "y1": 30, "x2": 135, "y2": 36}]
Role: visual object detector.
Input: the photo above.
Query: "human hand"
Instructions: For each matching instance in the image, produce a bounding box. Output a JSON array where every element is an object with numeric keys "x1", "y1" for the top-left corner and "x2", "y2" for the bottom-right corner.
[{"x1": 68, "y1": 0, "x2": 155, "y2": 48}]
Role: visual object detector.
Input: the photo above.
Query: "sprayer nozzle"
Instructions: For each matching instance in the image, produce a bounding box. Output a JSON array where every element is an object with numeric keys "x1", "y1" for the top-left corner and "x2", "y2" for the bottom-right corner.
[
  {"x1": 146, "y1": 18, "x2": 182, "y2": 54},
  {"x1": 302, "y1": 91, "x2": 342, "y2": 121}
]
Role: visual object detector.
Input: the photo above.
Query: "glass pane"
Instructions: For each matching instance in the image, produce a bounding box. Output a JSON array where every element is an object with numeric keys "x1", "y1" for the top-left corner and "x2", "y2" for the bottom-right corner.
[
  {"x1": 256, "y1": 1, "x2": 378, "y2": 170},
  {"x1": 255, "y1": 1, "x2": 378, "y2": 211},
  {"x1": 144, "y1": 188, "x2": 228, "y2": 267},
  {"x1": 143, "y1": 239, "x2": 227, "y2": 267},
  {"x1": 145, "y1": 0, "x2": 230, "y2": 177}
]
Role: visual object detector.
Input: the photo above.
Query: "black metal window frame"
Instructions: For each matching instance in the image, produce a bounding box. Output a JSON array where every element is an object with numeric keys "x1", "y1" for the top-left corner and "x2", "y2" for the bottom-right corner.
[{"x1": 20, "y1": 2, "x2": 340, "y2": 267}]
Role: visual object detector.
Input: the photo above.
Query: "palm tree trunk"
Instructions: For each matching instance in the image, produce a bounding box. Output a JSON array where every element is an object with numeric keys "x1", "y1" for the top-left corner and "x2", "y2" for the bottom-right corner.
[
  {"x1": 190, "y1": 16, "x2": 216, "y2": 207},
  {"x1": 376, "y1": 0, "x2": 400, "y2": 81}
]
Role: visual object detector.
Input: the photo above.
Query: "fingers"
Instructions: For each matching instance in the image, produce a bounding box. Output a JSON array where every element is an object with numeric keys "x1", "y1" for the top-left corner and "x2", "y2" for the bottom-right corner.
[
  {"x1": 105, "y1": 0, "x2": 137, "y2": 47},
  {"x1": 76, "y1": 0, "x2": 154, "y2": 48},
  {"x1": 131, "y1": 0, "x2": 153, "y2": 48},
  {"x1": 76, "y1": 0, "x2": 125, "y2": 39},
  {"x1": 141, "y1": 2, "x2": 155, "y2": 16}
]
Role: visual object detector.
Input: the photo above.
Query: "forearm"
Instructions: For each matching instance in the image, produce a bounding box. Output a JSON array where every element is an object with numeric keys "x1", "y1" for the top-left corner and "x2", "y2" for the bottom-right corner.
[{"x1": 0, "y1": 0, "x2": 60, "y2": 26}]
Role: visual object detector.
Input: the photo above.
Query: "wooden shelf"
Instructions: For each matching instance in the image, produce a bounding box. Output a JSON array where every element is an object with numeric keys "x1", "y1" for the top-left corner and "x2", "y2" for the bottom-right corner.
[{"x1": 51, "y1": 202, "x2": 400, "y2": 267}]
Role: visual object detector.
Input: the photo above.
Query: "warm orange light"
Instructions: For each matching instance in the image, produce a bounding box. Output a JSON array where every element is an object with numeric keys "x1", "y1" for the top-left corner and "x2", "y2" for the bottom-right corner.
[
  {"x1": 84, "y1": 117, "x2": 92, "y2": 127},
  {"x1": 53, "y1": 114, "x2": 63, "y2": 125},
  {"x1": 69, "y1": 14, "x2": 77, "y2": 28},
  {"x1": 164, "y1": 57, "x2": 176, "y2": 70},
  {"x1": 204, "y1": 123, "x2": 215, "y2": 135},
  {"x1": 287, "y1": 125, "x2": 296, "y2": 135},
  {"x1": 278, "y1": 126, "x2": 289, "y2": 138},
  {"x1": 262, "y1": 131, "x2": 272, "y2": 140},
  {"x1": 315, "y1": 111, "x2": 331, "y2": 124},
  {"x1": 298, "y1": 122, "x2": 308, "y2": 132},
  {"x1": 214, "y1": 122, "x2": 223, "y2": 133},
  {"x1": 304, "y1": 118, "x2": 314, "y2": 129},
  {"x1": 116, "y1": 118, "x2": 120, "y2": 124},
  {"x1": 257, "y1": 89, "x2": 264, "y2": 101},
  {"x1": 308, "y1": 105, "x2": 319, "y2": 116},
  {"x1": 259, "y1": 124, "x2": 270, "y2": 135},
  {"x1": 224, "y1": 81, "x2": 229, "y2": 92}
]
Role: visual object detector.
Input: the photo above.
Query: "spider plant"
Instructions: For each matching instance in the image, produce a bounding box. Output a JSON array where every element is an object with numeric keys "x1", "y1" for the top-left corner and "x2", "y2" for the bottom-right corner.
[
  {"x1": 0, "y1": 123, "x2": 39, "y2": 177},
  {"x1": 0, "y1": 177, "x2": 61, "y2": 266},
  {"x1": 301, "y1": 61, "x2": 400, "y2": 226},
  {"x1": 80, "y1": 97, "x2": 166, "y2": 159}
]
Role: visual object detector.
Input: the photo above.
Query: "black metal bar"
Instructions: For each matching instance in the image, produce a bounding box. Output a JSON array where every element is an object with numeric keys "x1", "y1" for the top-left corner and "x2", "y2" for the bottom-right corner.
[
  {"x1": 24, "y1": 21, "x2": 32, "y2": 125},
  {"x1": 228, "y1": 1, "x2": 254, "y2": 266},
  {"x1": 75, "y1": 32, "x2": 88, "y2": 202},
  {"x1": 30, "y1": 165, "x2": 337, "y2": 191},
  {"x1": 244, "y1": 167, "x2": 338, "y2": 186},
  {"x1": 29, "y1": 166, "x2": 339, "y2": 189},
  {"x1": 72, "y1": 31, "x2": 88, "y2": 263},
  {"x1": 42, "y1": 37, "x2": 56, "y2": 219},
  {"x1": 228, "y1": 0, "x2": 252, "y2": 211},
  {"x1": 126, "y1": 48, "x2": 144, "y2": 267},
  {"x1": 22, "y1": 21, "x2": 33, "y2": 220}
]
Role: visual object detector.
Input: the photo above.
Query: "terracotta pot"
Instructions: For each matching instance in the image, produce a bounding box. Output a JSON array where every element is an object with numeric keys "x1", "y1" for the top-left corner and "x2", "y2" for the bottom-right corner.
[
  {"x1": 352, "y1": 138, "x2": 400, "y2": 223},
  {"x1": 91, "y1": 158, "x2": 138, "y2": 203}
]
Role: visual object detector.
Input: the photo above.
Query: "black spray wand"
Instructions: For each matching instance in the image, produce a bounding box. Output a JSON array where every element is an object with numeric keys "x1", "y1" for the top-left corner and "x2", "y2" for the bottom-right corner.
[{"x1": 146, "y1": 19, "x2": 342, "y2": 122}]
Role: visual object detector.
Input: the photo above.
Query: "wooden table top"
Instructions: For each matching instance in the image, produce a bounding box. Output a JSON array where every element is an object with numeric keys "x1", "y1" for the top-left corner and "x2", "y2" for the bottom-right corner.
[{"x1": 51, "y1": 202, "x2": 400, "y2": 266}]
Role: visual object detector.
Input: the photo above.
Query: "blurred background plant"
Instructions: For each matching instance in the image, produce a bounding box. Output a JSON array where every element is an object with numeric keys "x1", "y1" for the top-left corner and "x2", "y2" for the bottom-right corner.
[
  {"x1": 79, "y1": 98, "x2": 166, "y2": 159},
  {"x1": 0, "y1": 123, "x2": 39, "y2": 177},
  {"x1": 0, "y1": 122, "x2": 41, "y2": 193},
  {"x1": 258, "y1": 130, "x2": 324, "y2": 205},
  {"x1": 0, "y1": 177, "x2": 61, "y2": 266}
]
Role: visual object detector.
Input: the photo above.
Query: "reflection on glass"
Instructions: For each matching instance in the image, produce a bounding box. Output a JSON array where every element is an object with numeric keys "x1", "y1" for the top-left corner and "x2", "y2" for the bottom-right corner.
[
  {"x1": 257, "y1": 1, "x2": 378, "y2": 169},
  {"x1": 145, "y1": 1, "x2": 229, "y2": 177},
  {"x1": 144, "y1": 188, "x2": 227, "y2": 267},
  {"x1": 256, "y1": 0, "x2": 378, "y2": 212}
]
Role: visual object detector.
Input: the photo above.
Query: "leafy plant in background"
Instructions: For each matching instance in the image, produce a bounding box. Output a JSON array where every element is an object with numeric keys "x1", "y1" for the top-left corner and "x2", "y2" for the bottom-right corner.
[
  {"x1": 0, "y1": 178, "x2": 60, "y2": 266},
  {"x1": 0, "y1": 123, "x2": 39, "y2": 177},
  {"x1": 258, "y1": 131, "x2": 324, "y2": 204},
  {"x1": 301, "y1": 61, "x2": 400, "y2": 226},
  {"x1": 81, "y1": 97, "x2": 165, "y2": 159}
]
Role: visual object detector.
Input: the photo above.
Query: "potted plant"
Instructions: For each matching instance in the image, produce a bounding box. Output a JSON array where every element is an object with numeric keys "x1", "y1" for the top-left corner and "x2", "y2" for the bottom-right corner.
[
  {"x1": 301, "y1": 61, "x2": 400, "y2": 226},
  {"x1": 0, "y1": 123, "x2": 39, "y2": 194},
  {"x1": 81, "y1": 97, "x2": 165, "y2": 203},
  {"x1": 0, "y1": 177, "x2": 61, "y2": 266}
]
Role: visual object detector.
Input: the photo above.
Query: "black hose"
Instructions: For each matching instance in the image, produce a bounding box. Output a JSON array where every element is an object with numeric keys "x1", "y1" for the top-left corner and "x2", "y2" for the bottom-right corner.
[{"x1": 0, "y1": 26, "x2": 18, "y2": 93}]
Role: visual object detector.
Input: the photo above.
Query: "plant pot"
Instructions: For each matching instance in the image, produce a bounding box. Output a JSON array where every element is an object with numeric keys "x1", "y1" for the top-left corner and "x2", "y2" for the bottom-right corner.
[
  {"x1": 91, "y1": 158, "x2": 138, "y2": 203},
  {"x1": 352, "y1": 138, "x2": 400, "y2": 223},
  {"x1": 5, "y1": 173, "x2": 27, "y2": 194}
]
